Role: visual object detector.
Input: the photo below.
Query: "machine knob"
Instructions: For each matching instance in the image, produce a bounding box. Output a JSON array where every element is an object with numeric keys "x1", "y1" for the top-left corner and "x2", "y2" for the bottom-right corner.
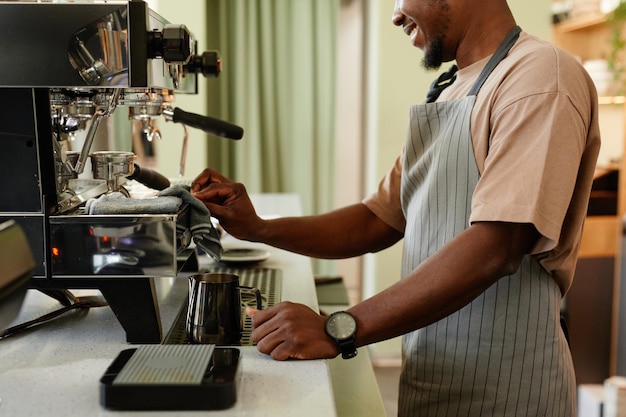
[
  {"x1": 185, "y1": 51, "x2": 222, "y2": 78},
  {"x1": 147, "y1": 25, "x2": 221, "y2": 78},
  {"x1": 147, "y1": 24, "x2": 193, "y2": 63},
  {"x1": 162, "y1": 24, "x2": 193, "y2": 63}
]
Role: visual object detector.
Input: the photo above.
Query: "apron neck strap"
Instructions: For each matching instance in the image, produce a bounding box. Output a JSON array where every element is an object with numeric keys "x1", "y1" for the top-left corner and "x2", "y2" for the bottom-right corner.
[
  {"x1": 467, "y1": 26, "x2": 522, "y2": 97},
  {"x1": 426, "y1": 64, "x2": 458, "y2": 103}
]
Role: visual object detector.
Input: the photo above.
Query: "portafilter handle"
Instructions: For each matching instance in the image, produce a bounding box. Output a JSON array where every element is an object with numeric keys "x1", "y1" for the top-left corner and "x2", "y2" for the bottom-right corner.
[
  {"x1": 162, "y1": 107, "x2": 244, "y2": 140},
  {"x1": 127, "y1": 163, "x2": 171, "y2": 191}
]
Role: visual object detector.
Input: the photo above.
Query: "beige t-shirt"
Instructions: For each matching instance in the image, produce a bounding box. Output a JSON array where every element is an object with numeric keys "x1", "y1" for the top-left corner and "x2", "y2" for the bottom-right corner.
[{"x1": 363, "y1": 32, "x2": 601, "y2": 293}]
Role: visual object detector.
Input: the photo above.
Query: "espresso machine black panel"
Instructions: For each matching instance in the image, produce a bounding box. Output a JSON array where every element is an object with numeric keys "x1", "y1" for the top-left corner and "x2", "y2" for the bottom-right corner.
[
  {"x1": 0, "y1": 89, "x2": 56, "y2": 278},
  {"x1": 0, "y1": 2, "x2": 195, "y2": 92},
  {"x1": 0, "y1": 1, "x2": 236, "y2": 343}
]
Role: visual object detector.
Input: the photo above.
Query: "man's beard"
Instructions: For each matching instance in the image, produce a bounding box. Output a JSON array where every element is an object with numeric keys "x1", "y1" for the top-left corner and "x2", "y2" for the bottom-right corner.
[{"x1": 423, "y1": 37, "x2": 444, "y2": 70}]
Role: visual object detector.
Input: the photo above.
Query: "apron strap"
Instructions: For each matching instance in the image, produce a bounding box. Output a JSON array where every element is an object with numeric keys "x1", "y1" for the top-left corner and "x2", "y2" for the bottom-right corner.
[
  {"x1": 424, "y1": 26, "x2": 522, "y2": 103},
  {"x1": 425, "y1": 64, "x2": 458, "y2": 103},
  {"x1": 467, "y1": 26, "x2": 522, "y2": 97}
]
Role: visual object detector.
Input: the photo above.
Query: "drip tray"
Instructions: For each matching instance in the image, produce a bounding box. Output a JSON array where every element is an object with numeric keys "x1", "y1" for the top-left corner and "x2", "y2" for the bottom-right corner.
[{"x1": 163, "y1": 267, "x2": 282, "y2": 346}]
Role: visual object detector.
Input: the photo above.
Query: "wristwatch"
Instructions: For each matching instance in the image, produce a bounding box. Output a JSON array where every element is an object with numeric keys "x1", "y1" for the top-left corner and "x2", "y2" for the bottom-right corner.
[{"x1": 325, "y1": 311, "x2": 358, "y2": 359}]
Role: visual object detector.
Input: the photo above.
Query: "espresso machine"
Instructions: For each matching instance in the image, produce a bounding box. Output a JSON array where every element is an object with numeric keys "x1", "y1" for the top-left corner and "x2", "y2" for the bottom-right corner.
[{"x1": 0, "y1": 1, "x2": 243, "y2": 343}]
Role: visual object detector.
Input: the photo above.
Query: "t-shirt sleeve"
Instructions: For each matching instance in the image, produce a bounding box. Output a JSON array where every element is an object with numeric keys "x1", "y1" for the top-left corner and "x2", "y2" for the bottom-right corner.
[
  {"x1": 362, "y1": 155, "x2": 406, "y2": 233},
  {"x1": 469, "y1": 92, "x2": 588, "y2": 254}
]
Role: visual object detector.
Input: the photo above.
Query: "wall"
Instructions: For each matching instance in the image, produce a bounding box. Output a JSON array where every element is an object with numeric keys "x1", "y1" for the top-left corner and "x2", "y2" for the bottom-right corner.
[
  {"x1": 335, "y1": 0, "x2": 366, "y2": 301},
  {"x1": 151, "y1": 0, "x2": 210, "y2": 180},
  {"x1": 362, "y1": 0, "x2": 552, "y2": 363}
]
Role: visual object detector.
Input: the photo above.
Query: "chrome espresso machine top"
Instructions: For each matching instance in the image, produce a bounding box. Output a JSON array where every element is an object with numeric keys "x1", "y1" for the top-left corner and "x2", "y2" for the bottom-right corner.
[{"x1": 0, "y1": 1, "x2": 243, "y2": 343}]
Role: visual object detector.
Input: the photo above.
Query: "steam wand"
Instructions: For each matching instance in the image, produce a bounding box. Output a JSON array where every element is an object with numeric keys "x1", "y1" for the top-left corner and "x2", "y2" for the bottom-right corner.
[
  {"x1": 161, "y1": 106, "x2": 244, "y2": 177},
  {"x1": 179, "y1": 124, "x2": 189, "y2": 177}
]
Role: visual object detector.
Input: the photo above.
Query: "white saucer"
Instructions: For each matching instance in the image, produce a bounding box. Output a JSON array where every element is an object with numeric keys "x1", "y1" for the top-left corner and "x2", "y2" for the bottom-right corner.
[{"x1": 220, "y1": 248, "x2": 271, "y2": 264}]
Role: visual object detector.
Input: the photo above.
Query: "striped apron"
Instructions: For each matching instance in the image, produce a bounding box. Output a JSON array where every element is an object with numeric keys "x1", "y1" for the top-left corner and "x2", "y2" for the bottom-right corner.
[{"x1": 398, "y1": 27, "x2": 576, "y2": 416}]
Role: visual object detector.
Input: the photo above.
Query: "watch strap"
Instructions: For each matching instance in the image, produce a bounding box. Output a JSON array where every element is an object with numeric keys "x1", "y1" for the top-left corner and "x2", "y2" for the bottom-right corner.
[{"x1": 337, "y1": 336, "x2": 358, "y2": 359}]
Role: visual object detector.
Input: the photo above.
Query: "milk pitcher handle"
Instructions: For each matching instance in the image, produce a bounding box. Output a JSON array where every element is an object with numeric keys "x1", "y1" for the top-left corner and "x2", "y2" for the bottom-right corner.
[{"x1": 240, "y1": 286, "x2": 263, "y2": 310}]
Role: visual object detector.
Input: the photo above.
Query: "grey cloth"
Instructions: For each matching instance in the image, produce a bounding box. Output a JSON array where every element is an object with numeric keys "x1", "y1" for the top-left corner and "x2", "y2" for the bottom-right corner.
[
  {"x1": 86, "y1": 185, "x2": 223, "y2": 261},
  {"x1": 86, "y1": 193, "x2": 181, "y2": 214},
  {"x1": 158, "y1": 185, "x2": 223, "y2": 261}
]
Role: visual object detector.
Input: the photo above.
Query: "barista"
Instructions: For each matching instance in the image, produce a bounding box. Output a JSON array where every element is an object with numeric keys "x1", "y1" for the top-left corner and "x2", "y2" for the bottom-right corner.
[{"x1": 191, "y1": 0, "x2": 601, "y2": 415}]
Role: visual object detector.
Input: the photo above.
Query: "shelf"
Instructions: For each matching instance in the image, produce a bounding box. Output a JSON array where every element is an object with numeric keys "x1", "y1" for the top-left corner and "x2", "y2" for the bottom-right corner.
[
  {"x1": 554, "y1": 12, "x2": 610, "y2": 33},
  {"x1": 553, "y1": 4, "x2": 626, "y2": 382},
  {"x1": 599, "y1": 96, "x2": 626, "y2": 105}
]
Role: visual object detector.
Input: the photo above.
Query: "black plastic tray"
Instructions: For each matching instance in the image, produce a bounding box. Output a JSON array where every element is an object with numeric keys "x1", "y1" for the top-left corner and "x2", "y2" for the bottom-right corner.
[{"x1": 100, "y1": 347, "x2": 240, "y2": 410}]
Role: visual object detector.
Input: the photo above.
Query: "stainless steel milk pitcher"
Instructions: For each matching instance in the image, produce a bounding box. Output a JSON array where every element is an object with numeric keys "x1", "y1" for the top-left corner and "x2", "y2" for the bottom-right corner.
[{"x1": 186, "y1": 273, "x2": 262, "y2": 344}]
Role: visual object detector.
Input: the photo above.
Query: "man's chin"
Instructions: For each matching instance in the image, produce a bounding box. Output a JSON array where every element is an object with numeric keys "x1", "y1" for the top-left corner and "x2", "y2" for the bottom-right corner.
[{"x1": 422, "y1": 52, "x2": 443, "y2": 71}]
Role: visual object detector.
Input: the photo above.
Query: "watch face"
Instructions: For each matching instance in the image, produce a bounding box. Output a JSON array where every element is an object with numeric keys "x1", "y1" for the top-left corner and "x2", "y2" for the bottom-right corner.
[{"x1": 326, "y1": 312, "x2": 356, "y2": 340}]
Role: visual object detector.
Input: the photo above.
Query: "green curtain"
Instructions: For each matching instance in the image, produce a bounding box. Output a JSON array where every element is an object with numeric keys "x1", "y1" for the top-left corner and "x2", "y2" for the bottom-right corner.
[{"x1": 205, "y1": 0, "x2": 339, "y2": 274}]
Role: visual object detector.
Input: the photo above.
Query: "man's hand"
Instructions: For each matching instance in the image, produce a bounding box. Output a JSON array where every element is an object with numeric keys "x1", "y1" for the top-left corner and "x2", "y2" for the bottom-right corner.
[
  {"x1": 191, "y1": 168, "x2": 263, "y2": 241},
  {"x1": 190, "y1": 168, "x2": 234, "y2": 193},
  {"x1": 247, "y1": 302, "x2": 340, "y2": 360}
]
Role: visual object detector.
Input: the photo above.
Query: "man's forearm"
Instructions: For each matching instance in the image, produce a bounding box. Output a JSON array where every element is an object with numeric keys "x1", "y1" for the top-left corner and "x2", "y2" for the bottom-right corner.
[{"x1": 252, "y1": 203, "x2": 403, "y2": 259}]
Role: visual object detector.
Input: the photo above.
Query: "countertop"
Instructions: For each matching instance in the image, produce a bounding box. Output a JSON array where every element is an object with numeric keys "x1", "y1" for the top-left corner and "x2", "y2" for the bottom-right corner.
[{"x1": 0, "y1": 194, "x2": 386, "y2": 417}]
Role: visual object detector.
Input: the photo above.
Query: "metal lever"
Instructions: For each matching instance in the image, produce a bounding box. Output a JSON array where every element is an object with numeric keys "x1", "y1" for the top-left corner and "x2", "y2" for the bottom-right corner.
[{"x1": 74, "y1": 90, "x2": 121, "y2": 175}]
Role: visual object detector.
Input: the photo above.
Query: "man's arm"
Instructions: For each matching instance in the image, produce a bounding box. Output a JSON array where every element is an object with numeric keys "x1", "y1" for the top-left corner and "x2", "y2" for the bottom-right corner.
[
  {"x1": 191, "y1": 168, "x2": 404, "y2": 259},
  {"x1": 247, "y1": 221, "x2": 539, "y2": 360}
]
